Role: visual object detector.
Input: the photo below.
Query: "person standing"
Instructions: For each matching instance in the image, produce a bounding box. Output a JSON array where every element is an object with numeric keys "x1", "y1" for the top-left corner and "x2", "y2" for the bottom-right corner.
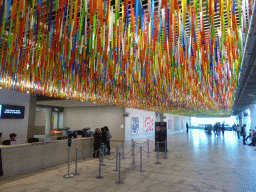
[
  {"x1": 241, "y1": 124, "x2": 246, "y2": 145},
  {"x1": 104, "y1": 126, "x2": 112, "y2": 155},
  {"x1": 101, "y1": 127, "x2": 107, "y2": 154},
  {"x1": 186, "y1": 123, "x2": 189, "y2": 133},
  {"x1": 10, "y1": 133, "x2": 16, "y2": 141},
  {"x1": 236, "y1": 124, "x2": 241, "y2": 139},
  {"x1": 221, "y1": 122, "x2": 225, "y2": 135},
  {"x1": 93, "y1": 128, "x2": 102, "y2": 158}
]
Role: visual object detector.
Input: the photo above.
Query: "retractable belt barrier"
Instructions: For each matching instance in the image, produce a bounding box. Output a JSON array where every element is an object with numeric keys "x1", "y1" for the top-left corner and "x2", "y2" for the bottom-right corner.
[{"x1": 66, "y1": 139, "x2": 169, "y2": 183}]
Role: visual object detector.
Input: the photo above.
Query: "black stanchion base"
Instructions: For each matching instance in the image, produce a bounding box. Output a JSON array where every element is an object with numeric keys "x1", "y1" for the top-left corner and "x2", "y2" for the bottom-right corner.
[
  {"x1": 139, "y1": 170, "x2": 145, "y2": 173},
  {"x1": 101, "y1": 164, "x2": 106, "y2": 166},
  {"x1": 96, "y1": 176, "x2": 104, "y2": 179},
  {"x1": 73, "y1": 173, "x2": 80, "y2": 176},
  {"x1": 63, "y1": 174, "x2": 74, "y2": 178},
  {"x1": 155, "y1": 162, "x2": 161, "y2": 164},
  {"x1": 163, "y1": 157, "x2": 168, "y2": 159},
  {"x1": 115, "y1": 181, "x2": 124, "y2": 184}
]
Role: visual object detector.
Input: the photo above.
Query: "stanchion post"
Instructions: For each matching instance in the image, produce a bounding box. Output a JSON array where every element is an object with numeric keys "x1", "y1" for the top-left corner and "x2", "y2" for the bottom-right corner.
[
  {"x1": 114, "y1": 146, "x2": 119, "y2": 171},
  {"x1": 116, "y1": 152, "x2": 123, "y2": 184},
  {"x1": 63, "y1": 136, "x2": 74, "y2": 178},
  {"x1": 74, "y1": 148, "x2": 79, "y2": 175},
  {"x1": 147, "y1": 139, "x2": 149, "y2": 157},
  {"x1": 132, "y1": 141, "x2": 135, "y2": 165},
  {"x1": 122, "y1": 141, "x2": 124, "y2": 159},
  {"x1": 163, "y1": 140, "x2": 168, "y2": 159},
  {"x1": 140, "y1": 146, "x2": 145, "y2": 172},
  {"x1": 101, "y1": 144, "x2": 106, "y2": 166},
  {"x1": 96, "y1": 147, "x2": 103, "y2": 179},
  {"x1": 155, "y1": 142, "x2": 161, "y2": 164}
]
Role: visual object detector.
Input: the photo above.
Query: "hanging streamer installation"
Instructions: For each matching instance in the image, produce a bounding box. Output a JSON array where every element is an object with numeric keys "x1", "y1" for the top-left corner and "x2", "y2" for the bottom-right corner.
[{"x1": 0, "y1": 0, "x2": 254, "y2": 116}]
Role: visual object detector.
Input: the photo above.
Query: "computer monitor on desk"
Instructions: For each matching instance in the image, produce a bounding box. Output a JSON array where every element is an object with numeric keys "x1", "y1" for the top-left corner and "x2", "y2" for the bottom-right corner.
[{"x1": 11, "y1": 141, "x2": 21, "y2": 145}]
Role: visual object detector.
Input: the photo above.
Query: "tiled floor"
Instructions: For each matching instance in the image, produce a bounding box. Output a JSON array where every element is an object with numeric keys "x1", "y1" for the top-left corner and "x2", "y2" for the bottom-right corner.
[{"x1": 1, "y1": 129, "x2": 256, "y2": 192}]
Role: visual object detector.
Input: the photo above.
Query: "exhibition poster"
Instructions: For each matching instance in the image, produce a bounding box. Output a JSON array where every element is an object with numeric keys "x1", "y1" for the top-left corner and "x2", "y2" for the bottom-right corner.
[
  {"x1": 131, "y1": 117, "x2": 140, "y2": 134},
  {"x1": 144, "y1": 117, "x2": 154, "y2": 133}
]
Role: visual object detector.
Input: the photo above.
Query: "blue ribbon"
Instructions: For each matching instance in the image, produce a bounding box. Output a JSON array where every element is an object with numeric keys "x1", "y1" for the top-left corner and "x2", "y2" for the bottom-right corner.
[{"x1": 48, "y1": 0, "x2": 53, "y2": 31}]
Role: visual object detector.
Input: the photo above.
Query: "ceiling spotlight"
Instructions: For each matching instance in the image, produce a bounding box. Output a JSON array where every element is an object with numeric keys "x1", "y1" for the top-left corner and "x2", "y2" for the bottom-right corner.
[
  {"x1": 0, "y1": 87, "x2": 2, "y2": 89},
  {"x1": 27, "y1": 91, "x2": 29, "y2": 94},
  {"x1": 93, "y1": 102, "x2": 96, "y2": 104}
]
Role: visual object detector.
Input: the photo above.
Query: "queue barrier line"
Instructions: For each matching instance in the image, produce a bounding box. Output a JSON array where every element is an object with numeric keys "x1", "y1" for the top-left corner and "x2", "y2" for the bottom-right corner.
[
  {"x1": 134, "y1": 142, "x2": 148, "y2": 149},
  {"x1": 133, "y1": 140, "x2": 148, "y2": 145},
  {"x1": 70, "y1": 139, "x2": 169, "y2": 183}
]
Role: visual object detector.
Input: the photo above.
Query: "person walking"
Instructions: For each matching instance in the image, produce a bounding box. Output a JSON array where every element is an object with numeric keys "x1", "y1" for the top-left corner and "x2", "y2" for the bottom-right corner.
[
  {"x1": 236, "y1": 124, "x2": 241, "y2": 139},
  {"x1": 241, "y1": 124, "x2": 246, "y2": 145}
]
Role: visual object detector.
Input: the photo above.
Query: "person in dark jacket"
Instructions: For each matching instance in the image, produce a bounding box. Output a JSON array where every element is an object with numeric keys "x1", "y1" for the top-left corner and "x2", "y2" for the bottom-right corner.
[
  {"x1": 104, "y1": 126, "x2": 112, "y2": 155},
  {"x1": 93, "y1": 128, "x2": 102, "y2": 158},
  {"x1": 101, "y1": 127, "x2": 107, "y2": 153},
  {"x1": 241, "y1": 124, "x2": 246, "y2": 145}
]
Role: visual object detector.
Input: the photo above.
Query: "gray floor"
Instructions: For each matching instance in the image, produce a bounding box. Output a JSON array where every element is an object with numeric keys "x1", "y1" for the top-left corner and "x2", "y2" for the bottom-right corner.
[{"x1": 1, "y1": 129, "x2": 256, "y2": 192}]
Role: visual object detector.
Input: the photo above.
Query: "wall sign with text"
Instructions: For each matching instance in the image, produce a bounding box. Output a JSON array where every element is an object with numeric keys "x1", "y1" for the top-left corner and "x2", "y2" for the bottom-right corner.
[{"x1": 0, "y1": 105, "x2": 25, "y2": 119}]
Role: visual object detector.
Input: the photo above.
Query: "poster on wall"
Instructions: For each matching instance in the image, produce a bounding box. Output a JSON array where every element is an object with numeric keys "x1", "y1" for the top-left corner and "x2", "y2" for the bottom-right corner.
[
  {"x1": 144, "y1": 117, "x2": 154, "y2": 133},
  {"x1": 131, "y1": 117, "x2": 140, "y2": 134},
  {"x1": 168, "y1": 119, "x2": 172, "y2": 130}
]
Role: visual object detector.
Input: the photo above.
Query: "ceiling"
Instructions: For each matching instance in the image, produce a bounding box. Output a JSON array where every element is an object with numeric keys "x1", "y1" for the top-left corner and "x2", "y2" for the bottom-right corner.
[{"x1": 233, "y1": 10, "x2": 256, "y2": 115}]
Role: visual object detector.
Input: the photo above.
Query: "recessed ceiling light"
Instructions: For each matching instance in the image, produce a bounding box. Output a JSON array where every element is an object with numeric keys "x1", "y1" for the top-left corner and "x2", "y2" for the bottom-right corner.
[{"x1": 93, "y1": 102, "x2": 96, "y2": 104}]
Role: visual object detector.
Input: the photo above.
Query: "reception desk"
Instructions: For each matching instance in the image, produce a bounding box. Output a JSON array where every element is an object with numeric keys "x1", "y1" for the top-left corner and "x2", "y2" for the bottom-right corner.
[{"x1": 0, "y1": 137, "x2": 93, "y2": 178}]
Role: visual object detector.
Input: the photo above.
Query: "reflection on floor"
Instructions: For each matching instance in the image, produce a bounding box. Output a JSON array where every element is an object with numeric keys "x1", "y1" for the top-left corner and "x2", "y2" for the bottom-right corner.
[{"x1": 1, "y1": 129, "x2": 256, "y2": 192}]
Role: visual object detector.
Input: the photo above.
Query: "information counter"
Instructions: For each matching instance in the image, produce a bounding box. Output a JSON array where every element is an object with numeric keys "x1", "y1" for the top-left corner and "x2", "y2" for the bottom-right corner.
[{"x1": 0, "y1": 137, "x2": 93, "y2": 178}]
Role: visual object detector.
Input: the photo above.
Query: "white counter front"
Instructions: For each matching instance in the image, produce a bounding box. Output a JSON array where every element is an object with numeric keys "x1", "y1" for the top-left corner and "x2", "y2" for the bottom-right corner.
[{"x1": 0, "y1": 137, "x2": 93, "y2": 178}]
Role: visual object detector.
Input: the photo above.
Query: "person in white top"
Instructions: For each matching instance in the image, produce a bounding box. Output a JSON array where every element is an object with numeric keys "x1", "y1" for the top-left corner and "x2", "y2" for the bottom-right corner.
[{"x1": 236, "y1": 124, "x2": 241, "y2": 139}]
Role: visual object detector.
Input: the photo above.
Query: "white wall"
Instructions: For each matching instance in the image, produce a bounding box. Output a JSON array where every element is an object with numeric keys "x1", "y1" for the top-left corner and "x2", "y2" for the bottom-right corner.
[
  {"x1": 124, "y1": 108, "x2": 156, "y2": 141},
  {"x1": 0, "y1": 89, "x2": 30, "y2": 141},
  {"x1": 250, "y1": 104, "x2": 256, "y2": 130},
  {"x1": 63, "y1": 106, "x2": 125, "y2": 141},
  {"x1": 164, "y1": 113, "x2": 189, "y2": 135}
]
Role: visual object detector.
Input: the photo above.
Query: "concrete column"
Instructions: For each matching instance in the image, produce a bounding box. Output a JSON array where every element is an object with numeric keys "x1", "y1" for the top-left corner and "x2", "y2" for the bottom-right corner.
[
  {"x1": 241, "y1": 110, "x2": 250, "y2": 132},
  {"x1": 249, "y1": 104, "x2": 256, "y2": 131},
  {"x1": 239, "y1": 112, "x2": 243, "y2": 127}
]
